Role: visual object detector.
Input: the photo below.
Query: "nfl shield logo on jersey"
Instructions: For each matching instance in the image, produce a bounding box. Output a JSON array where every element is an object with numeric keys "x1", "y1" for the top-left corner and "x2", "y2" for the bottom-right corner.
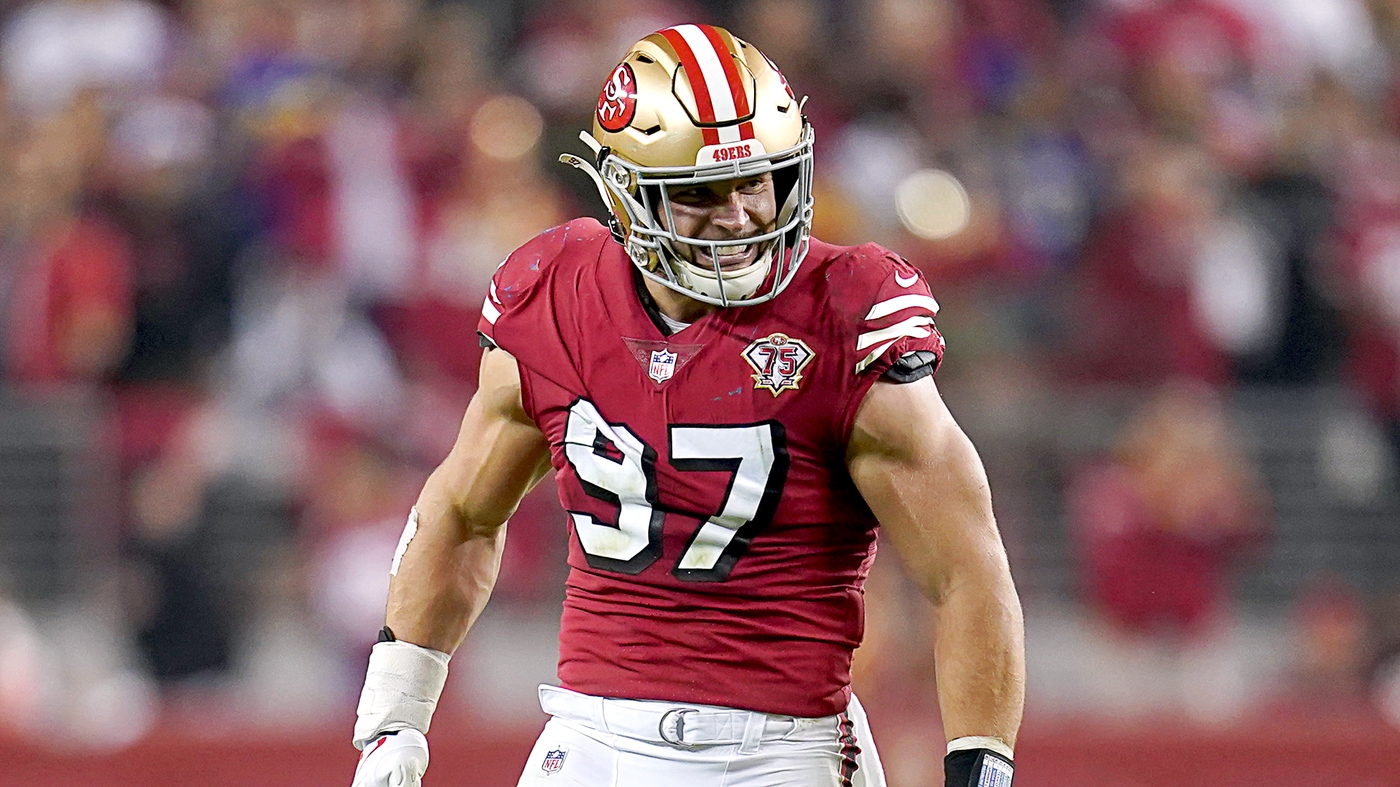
[
  {"x1": 541, "y1": 747, "x2": 567, "y2": 774},
  {"x1": 742, "y1": 333, "x2": 815, "y2": 396},
  {"x1": 648, "y1": 349, "x2": 677, "y2": 383}
]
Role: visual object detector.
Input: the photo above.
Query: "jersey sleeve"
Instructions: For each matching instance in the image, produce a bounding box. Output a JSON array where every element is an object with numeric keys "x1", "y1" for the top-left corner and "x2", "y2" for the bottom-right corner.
[
  {"x1": 828, "y1": 245, "x2": 947, "y2": 445},
  {"x1": 847, "y1": 250, "x2": 945, "y2": 379},
  {"x1": 476, "y1": 223, "x2": 571, "y2": 349},
  {"x1": 476, "y1": 219, "x2": 609, "y2": 418}
]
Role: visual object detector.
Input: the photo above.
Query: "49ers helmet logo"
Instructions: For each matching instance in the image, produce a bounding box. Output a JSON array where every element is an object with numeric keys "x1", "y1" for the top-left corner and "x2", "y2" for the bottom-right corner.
[
  {"x1": 597, "y1": 62, "x2": 638, "y2": 132},
  {"x1": 743, "y1": 333, "x2": 815, "y2": 396}
]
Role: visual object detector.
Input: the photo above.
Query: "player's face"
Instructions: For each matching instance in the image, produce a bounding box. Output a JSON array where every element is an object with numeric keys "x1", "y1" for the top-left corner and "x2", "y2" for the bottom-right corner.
[{"x1": 661, "y1": 173, "x2": 778, "y2": 271}]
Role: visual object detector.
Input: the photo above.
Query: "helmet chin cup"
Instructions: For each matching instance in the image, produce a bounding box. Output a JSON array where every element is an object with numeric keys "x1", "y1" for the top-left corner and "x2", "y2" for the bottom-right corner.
[{"x1": 674, "y1": 247, "x2": 774, "y2": 302}]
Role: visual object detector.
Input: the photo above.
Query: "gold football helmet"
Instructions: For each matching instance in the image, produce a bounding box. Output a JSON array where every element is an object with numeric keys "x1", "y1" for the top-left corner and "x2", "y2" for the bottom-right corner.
[{"x1": 562, "y1": 24, "x2": 814, "y2": 306}]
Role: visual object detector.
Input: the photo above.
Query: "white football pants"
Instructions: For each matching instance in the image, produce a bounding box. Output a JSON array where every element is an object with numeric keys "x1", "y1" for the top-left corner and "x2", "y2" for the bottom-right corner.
[{"x1": 516, "y1": 685, "x2": 888, "y2": 787}]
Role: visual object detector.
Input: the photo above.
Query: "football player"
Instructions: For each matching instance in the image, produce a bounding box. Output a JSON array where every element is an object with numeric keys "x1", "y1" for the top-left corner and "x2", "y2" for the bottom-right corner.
[{"x1": 351, "y1": 24, "x2": 1023, "y2": 787}]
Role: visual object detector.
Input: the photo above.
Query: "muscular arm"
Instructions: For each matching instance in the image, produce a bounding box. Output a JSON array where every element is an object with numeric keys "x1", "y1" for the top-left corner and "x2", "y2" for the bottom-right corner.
[
  {"x1": 385, "y1": 347, "x2": 553, "y2": 653},
  {"x1": 846, "y1": 376, "x2": 1024, "y2": 750}
]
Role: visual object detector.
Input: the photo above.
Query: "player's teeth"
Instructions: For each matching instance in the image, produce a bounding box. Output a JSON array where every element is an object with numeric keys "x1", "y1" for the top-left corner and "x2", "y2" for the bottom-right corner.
[{"x1": 714, "y1": 245, "x2": 744, "y2": 255}]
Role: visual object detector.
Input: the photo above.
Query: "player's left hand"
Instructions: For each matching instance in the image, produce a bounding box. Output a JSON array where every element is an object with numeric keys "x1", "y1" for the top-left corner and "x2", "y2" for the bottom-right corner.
[{"x1": 351, "y1": 729, "x2": 429, "y2": 787}]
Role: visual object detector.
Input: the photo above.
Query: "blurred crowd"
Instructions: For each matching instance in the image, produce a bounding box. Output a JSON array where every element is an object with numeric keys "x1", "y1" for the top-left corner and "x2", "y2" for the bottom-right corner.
[{"x1": 2, "y1": 0, "x2": 1400, "y2": 748}]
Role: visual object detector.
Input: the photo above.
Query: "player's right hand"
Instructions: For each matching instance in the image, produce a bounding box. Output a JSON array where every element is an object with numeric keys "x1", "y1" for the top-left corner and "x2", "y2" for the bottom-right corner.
[{"x1": 351, "y1": 729, "x2": 429, "y2": 787}]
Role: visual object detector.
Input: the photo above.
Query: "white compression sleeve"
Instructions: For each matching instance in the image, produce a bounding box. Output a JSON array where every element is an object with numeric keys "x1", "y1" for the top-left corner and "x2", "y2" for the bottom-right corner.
[{"x1": 353, "y1": 641, "x2": 451, "y2": 749}]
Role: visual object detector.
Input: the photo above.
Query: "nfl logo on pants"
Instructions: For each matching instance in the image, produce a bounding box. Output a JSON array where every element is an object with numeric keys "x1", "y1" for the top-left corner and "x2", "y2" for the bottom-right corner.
[{"x1": 541, "y1": 748, "x2": 567, "y2": 774}]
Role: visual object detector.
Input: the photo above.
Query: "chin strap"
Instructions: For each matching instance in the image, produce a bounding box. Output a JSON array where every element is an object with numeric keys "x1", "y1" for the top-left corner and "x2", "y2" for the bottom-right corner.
[{"x1": 560, "y1": 132, "x2": 626, "y2": 245}]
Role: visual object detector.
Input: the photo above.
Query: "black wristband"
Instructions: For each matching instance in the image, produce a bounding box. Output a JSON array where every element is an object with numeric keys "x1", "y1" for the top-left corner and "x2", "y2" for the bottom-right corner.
[
  {"x1": 944, "y1": 748, "x2": 1014, "y2": 787},
  {"x1": 378, "y1": 626, "x2": 397, "y2": 643}
]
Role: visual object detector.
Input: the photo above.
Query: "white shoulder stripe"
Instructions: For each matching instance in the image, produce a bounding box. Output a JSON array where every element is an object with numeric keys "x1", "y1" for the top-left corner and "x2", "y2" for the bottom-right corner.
[
  {"x1": 482, "y1": 297, "x2": 501, "y2": 324},
  {"x1": 856, "y1": 315, "x2": 934, "y2": 351},
  {"x1": 866, "y1": 294, "x2": 939, "y2": 321},
  {"x1": 490, "y1": 280, "x2": 502, "y2": 306},
  {"x1": 855, "y1": 338, "x2": 900, "y2": 374}
]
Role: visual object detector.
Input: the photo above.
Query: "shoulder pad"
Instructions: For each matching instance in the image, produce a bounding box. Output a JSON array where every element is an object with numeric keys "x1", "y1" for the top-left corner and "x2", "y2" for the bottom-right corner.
[{"x1": 479, "y1": 218, "x2": 611, "y2": 340}]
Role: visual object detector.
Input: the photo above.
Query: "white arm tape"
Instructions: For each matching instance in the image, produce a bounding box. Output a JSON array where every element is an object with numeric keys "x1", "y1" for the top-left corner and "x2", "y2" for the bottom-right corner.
[
  {"x1": 947, "y1": 735, "x2": 1015, "y2": 761},
  {"x1": 353, "y1": 640, "x2": 451, "y2": 749},
  {"x1": 389, "y1": 508, "x2": 419, "y2": 577}
]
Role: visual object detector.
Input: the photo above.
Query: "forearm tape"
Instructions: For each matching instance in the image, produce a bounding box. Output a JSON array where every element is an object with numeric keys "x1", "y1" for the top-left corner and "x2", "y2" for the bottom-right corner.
[{"x1": 352, "y1": 641, "x2": 450, "y2": 749}]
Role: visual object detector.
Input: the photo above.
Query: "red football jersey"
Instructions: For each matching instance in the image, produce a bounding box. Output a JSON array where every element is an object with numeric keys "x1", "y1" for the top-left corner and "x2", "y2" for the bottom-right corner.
[{"x1": 477, "y1": 219, "x2": 944, "y2": 718}]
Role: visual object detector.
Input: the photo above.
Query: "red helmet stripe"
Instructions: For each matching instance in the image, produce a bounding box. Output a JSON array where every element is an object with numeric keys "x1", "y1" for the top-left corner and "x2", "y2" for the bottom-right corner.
[
  {"x1": 698, "y1": 25, "x2": 755, "y2": 141},
  {"x1": 699, "y1": 25, "x2": 749, "y2": 116},
  {"x1": 659, "y1": 26, "x2": 721, "y2": 145}
]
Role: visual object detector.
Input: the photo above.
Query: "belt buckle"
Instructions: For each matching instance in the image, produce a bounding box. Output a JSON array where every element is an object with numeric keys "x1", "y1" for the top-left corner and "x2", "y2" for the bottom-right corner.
[{"x1": 658, "y1": 707, "x2": 700, "y2": 748}]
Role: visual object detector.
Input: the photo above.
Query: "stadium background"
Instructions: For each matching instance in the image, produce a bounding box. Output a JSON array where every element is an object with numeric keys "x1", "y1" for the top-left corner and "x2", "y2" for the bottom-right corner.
[{"x1": 2, "y1": 0, "x2": 1400, "y2": 783}]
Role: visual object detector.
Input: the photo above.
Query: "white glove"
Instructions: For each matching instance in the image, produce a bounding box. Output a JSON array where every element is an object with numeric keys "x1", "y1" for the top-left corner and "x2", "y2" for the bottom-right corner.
[{"x1": 352, "y1": 729, "x2": 430, "y2": 787}]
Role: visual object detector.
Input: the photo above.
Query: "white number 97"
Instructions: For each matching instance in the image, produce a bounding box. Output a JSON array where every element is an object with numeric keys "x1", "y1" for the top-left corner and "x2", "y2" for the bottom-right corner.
[{"x1": 562, "y1": 399, "x2": 787, "y2": 582}]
